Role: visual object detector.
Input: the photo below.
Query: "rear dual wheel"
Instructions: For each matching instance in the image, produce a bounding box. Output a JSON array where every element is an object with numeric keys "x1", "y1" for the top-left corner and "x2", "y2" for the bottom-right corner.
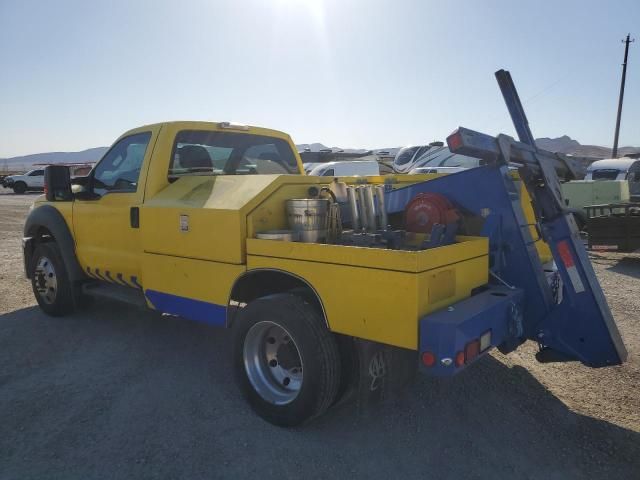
[{"x1": 233, "y1": 294, "x2": 341, "y2": 427}]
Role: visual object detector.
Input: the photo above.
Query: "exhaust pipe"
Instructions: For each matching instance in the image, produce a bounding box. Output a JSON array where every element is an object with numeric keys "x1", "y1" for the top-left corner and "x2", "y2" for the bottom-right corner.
[
  {"x1": 376, "y1": 185, "x2": 388, "y2": 230},
  {"x1": 347, "y1": 186, "x2": 360, "y2": 231}
]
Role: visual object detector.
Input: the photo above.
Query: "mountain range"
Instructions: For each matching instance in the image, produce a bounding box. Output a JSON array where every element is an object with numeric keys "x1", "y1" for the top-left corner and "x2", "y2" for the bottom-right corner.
[
  {"x1": 2, "y1": 136, "x2": 639, "y2": 171},
  {"x1": 534, "y1": 135, "x2": 640, "y2": 158}
]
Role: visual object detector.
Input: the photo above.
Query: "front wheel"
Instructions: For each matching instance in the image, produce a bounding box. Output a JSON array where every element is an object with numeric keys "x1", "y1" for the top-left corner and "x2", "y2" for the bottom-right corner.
[
  {"x1": 30, "y1": 243, "x2": 75, "y2": 316},
  {"x1": 232, "y1": 293, "x2": 341, "y2": 427},
  {"x1": 13, "y1": 182, "x2": 26, "y2": 194}
]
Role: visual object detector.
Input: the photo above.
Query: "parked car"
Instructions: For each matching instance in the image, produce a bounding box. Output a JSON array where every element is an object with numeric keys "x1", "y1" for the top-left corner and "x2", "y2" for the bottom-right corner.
[
  {"x1": 308, "y1": 160, "x2": 380, "y2": 177},
  {"x1": 4, "y1": 169, "x2": 45, "y2": 194},
  {"x1": 393, "y1": 142, "x2": 481, "y2": 174}
]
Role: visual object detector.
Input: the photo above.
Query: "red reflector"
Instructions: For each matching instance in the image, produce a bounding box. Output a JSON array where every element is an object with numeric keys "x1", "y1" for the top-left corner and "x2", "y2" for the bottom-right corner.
[
  {"x1": 557, "y1": 240, "x2": 575, "y2": 268},
  {"x1": 464, "y1": 340, "x2": 480, "y2": 364},
  {"x1": 422, "y1": 351, "x2": 436, "y2": 367},
  {"x1": 455, "y1": 351, "x2": 465, "y2": 367},
  {"x1": 447, "y1": 130, "x2": 463, "y2": 152}
]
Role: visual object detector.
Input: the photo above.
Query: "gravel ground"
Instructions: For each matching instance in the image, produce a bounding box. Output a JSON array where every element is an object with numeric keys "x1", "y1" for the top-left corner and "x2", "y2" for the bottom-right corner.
[{"x1": 0, "y1": 188, "x2": 638, "y2": 479}]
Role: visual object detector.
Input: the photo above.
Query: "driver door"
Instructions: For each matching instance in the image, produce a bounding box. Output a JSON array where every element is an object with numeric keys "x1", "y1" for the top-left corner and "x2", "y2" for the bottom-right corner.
[{"x1": 73, "y1": 127, "x2": 159, "y2": 287}]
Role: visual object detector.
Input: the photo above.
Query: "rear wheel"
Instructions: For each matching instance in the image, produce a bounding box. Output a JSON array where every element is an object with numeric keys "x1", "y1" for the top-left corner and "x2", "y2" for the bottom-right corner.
[
  {"x1": 232, "y1": 293, "x2": 341, "y2": 427},
  {"x1": 13, "y1": 182, "x2": 26, "y2": 194},
  {"x1": 30, "y1": 243, "x2": 75, "y2": 316}
]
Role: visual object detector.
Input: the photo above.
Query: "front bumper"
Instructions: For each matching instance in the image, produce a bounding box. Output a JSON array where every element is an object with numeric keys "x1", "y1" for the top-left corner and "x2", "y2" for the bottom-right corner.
[{"x1": 418, "y1": 285, "x2": 524, "y2": 376}]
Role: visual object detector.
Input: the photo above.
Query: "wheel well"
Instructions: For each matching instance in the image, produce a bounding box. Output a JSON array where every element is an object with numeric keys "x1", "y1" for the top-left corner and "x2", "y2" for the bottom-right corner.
[
  {"x1": 23, "y1": 226, "x2": 55, "y2": 277},
  {"x1": 28, "y1": 226, "x2": 55, "y2": 244},
  {"x1": 227, "y1": 270, "x2": 326, "y2": 327}
]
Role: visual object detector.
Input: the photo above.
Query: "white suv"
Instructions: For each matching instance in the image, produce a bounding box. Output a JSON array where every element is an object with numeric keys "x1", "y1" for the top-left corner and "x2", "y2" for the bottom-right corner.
[{"x1": 5, "y1": 169, "x2": 45, "y2": 194}]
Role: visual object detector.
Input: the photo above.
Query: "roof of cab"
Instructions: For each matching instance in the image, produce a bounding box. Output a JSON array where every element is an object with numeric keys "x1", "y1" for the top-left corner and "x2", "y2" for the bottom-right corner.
[{"x1": 122, "y1": 121, "x2": 293, "y2": 141}]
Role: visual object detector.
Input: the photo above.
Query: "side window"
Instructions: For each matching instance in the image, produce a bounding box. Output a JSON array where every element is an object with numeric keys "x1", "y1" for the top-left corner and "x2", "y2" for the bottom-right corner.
[
  {"x1": 93, "y1": 132, "x2": 151, "y2": 196},
  {"x1": 322, "y1": 168, "x2": 335, "y2": 176},
  {"x1": 30, "y1": 170, "x2": 44, "y2": 176}
]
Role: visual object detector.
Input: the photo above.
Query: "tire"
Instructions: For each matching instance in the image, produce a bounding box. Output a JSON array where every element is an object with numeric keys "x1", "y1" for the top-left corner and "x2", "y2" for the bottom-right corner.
[
  {"x1": 232, "y1": 293, "x2": 341, "y2": 427},
  {"x1": 13, "y1": 182, "x2": 27, "y2": 194},
  {"x1": 30, "y1": 242, "x2": 75, "y2": 316}
]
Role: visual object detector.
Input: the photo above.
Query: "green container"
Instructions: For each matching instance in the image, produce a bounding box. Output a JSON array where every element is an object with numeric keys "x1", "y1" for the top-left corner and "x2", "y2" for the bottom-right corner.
[{"x1": 561, "y1": 180, "x2": 630, "y2": 216}]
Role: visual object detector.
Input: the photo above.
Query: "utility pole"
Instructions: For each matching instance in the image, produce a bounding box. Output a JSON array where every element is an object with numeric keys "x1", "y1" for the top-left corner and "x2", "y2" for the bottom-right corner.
[{"x1": 612, "y1": 34, "x2": 634, "y2": 158}]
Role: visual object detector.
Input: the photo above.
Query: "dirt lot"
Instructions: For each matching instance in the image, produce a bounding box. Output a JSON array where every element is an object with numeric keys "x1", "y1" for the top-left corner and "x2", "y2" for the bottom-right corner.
[{"x1": 0, "y1": 188, "x2": 638, "y2": 479}]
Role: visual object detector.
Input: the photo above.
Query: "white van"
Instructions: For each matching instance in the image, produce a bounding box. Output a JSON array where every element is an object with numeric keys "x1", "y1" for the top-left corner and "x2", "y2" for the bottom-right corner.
[
  {"x1": 308, "y1": 160, "x2": 380, "y2": 177},
  {"x1": 586, "y1": 158, "x2": 640, "y2": 197}
]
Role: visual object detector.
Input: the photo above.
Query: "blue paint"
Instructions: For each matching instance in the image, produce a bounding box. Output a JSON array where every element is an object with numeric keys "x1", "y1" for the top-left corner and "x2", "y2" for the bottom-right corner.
[
  {"x1": 386, "y1": 167, "x2": 551, "y2": 339},
  {"x1": 387, "y1": 164, "x2": 626, "y2": 370},
  {"x1": 418, "y1": 286, "x2": 522, "y2": 376},
  {"x1": 145, "y1": 289, "x2": 227, "y2": 327}
]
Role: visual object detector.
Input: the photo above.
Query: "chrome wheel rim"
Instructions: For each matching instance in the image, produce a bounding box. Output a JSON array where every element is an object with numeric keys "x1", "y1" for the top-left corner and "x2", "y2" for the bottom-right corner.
[
  {"x1": 34, "y1": 256, "x2": 57, "y2": 304},
  {"x1": 243, "y1": 321, "x2": 303, "y2": 405}
]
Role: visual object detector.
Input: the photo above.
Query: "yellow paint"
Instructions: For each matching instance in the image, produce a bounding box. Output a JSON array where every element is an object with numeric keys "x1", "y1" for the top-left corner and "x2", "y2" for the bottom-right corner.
[
  {"x1": 246, "y1": 236, "x2": 488, "y2": 349},
  {"x1": 517, "y1": 180, "x2": 553, "y2": 263},
  {"x1": 73, "y1": 124, "x2": 163, "y2": 282},
  {"x1": 141, "y1": 252, "x2": 245, "y2": 306}
]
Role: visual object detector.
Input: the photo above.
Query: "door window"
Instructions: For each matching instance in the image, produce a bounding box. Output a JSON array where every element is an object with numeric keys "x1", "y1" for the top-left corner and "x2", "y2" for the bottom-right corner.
[
  {"x1": 29, "y1": 170, "x2": 44, "y2": 176},
  {"x1": 93, "y1": 132, "x2": 151, "y2": 195}
]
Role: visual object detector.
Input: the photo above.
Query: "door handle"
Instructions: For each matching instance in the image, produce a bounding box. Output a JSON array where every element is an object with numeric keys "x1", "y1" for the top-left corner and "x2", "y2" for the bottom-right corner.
[{"x1": 130, "y1": 207, "x2": 140, "y2": 228}]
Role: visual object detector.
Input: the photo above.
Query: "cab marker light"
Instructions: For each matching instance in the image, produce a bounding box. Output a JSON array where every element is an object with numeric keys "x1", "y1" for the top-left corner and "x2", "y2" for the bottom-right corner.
[{"x1": 219, "y1": 121, "x2": 250, "y2": 131}]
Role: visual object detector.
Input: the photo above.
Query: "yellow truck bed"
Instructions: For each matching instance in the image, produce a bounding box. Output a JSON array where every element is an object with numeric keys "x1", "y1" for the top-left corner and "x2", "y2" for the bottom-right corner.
[{"x1": 246, "y1": 236, "x2": 488, "y2": 349}]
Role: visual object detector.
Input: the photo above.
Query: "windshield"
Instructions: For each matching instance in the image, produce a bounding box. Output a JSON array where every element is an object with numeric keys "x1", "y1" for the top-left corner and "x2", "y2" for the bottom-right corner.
[
  {"x1": 169, "y1": 130, "x2": 299, "y2": 178},
  {"x1": 591, "y1": 169, "x2": 620, "y2": 180},
  {"x1": 394, "y1": 146, "x2": 421, "y2": 166}
]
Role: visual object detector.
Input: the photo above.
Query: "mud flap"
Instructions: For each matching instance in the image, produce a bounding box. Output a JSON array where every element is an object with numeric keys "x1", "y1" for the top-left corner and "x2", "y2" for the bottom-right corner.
[{"x1": 351, "y1": 339, "x2": 417, "y2": 410}]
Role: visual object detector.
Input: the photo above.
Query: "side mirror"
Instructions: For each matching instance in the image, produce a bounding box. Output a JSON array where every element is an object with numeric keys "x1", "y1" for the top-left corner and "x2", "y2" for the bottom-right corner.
[{"x1": 44, "y1": 165, "x2": 72, "y2": 201}]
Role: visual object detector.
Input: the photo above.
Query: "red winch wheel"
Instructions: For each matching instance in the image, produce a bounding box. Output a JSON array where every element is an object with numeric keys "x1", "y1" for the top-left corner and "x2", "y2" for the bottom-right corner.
[{"x1": 404, "y1": 192, "x2": 458, "y2": 233}]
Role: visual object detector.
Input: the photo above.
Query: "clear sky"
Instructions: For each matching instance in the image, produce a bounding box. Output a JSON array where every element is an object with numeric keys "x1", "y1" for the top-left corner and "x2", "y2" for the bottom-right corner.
[{"x1": 1, "y1": 0, "x2": 639, "y2": 157}]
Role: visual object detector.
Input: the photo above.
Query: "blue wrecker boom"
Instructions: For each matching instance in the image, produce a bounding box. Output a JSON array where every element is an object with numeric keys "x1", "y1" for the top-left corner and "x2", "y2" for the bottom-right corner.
[{"x1": 386, "y1": 69, "x2": 627, "y2": 375}]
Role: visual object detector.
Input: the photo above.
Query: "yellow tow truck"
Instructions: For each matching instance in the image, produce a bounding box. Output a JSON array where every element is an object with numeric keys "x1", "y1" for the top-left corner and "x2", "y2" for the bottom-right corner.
[{"x1": 22, "y1": 72, "x2": 627, "y2": 426}]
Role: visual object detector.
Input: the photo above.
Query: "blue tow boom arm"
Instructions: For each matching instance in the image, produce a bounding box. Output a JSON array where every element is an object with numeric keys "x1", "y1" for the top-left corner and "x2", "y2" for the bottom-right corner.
[{"x1": 386, "y1": 70, "x2": 627, "y2": 374}]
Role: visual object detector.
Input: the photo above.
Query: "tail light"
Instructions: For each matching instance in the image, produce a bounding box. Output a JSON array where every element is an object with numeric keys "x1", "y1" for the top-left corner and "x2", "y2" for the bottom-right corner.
[
  {"x1": 464, "y1": 340, "x2": 480, "y2": 363},
  {"x1": 421, "y1": 351, "x2": 436, "y2": 367}
]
